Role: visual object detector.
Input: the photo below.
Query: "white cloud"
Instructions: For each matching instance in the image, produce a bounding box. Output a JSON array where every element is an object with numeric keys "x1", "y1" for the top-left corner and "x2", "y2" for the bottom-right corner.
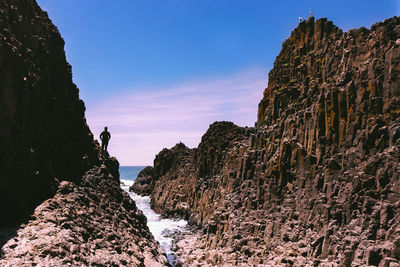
[{"x1": 86, "y1": 67, "x2": 267, "y2": 165}]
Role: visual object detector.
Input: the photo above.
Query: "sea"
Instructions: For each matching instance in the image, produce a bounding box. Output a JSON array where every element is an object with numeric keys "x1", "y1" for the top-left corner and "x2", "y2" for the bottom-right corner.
[{"x1": 119, "y1": 166, "x2": 187, "y2": 265}]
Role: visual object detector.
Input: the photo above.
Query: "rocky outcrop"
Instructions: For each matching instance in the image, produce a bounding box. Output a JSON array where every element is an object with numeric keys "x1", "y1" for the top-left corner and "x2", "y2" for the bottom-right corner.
[
  {"x1": 0, "y1": 0, "x2": 100, "y2": 226},
  {"x1": 0, "y1": 163, "x2": 169, "y2": 266},
  {"x1": 149, "y1": 123, "x2": 248, "y2": 222},
  {"x1": 129, "y1": 166, "x2": 155, "y2": 196},
  {"x1": 139, "y1": 17, "x2": 400, "y2": 266},
  {"x1": 150, "y1": 142, "x2": 195, "y2": 218}
]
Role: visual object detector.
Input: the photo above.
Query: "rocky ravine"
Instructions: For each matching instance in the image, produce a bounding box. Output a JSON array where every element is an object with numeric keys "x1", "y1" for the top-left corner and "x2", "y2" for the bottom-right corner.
[
  {"x1": 0, "y1": 0, "x2": 169, "y2": 265},
  {"x1": 132, "y1": 16, "x2": 400, "y2": 266}
]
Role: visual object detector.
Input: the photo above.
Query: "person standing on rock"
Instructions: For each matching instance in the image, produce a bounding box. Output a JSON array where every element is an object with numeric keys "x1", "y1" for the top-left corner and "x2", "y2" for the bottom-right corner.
[{"x1": 100, "y1": 126, "x2": 111, "y2": 158}]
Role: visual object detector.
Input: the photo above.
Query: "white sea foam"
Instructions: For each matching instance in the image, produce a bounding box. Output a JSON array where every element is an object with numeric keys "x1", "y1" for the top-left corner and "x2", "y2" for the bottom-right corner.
[{"x1": 120, "y1": 179, "x2": 188, "y2": 255}]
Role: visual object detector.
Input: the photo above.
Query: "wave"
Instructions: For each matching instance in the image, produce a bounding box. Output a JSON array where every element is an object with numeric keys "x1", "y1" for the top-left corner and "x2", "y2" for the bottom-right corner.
[
  {"x1": 121, "y1": 182, "x2": 188, "y2": 259},
  {"x1": 120, "y1": 179, "x2": 134, "y2": 188}
]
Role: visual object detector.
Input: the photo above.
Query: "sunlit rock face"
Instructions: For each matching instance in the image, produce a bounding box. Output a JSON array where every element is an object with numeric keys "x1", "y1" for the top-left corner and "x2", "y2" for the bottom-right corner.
[
  {"x1": 0, "y1": 0, "x2": 100, "y2": 226},
  {"x1": 0, "y1": 163, "x2": 169, "y2": 266},
  {"x1": 257, "y1": 16, "x2": 400, "y2": 159},
  {"x1": 141, "y1": 17, "x2": 400, "y2": 266}
]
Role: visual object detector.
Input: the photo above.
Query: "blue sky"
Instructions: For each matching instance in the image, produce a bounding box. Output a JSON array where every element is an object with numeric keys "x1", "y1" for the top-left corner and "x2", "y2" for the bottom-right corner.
[{"x1": 37, "y1": 0, "x2": 398, "y2": 165}]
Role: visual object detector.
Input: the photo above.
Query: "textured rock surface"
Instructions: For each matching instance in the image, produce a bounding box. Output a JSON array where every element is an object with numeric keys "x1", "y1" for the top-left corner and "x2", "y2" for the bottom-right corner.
[
  {"x1": 0, "y1": 163, "x2": 169, "y2": 266},
  {"x1": 135, "y1": 17, "x2": 400, "y2": 266},
  {"x1": 129, "y1": 166, "x2": 155, "y2": 196},
  {"x1": 0, "y1": 0, "x2": 101, "y2": 226}
]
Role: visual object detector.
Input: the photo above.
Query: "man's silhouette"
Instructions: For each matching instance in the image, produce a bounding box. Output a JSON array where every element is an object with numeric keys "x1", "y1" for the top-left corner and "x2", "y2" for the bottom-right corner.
[{"x1": 100, "y1": 127, "x2": 111, "y2": 158}]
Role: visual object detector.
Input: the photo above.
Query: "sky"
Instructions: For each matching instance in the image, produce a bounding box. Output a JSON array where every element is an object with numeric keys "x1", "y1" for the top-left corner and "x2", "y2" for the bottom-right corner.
[{"x1": 36, "y1": 0, "x2": 398, "y2": 165}]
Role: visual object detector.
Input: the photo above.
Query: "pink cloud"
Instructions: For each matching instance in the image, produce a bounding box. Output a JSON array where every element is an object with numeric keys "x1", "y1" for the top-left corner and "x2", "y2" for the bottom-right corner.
[{"x1": 86, "y1": 67, "x2": 267, "y2": 165}]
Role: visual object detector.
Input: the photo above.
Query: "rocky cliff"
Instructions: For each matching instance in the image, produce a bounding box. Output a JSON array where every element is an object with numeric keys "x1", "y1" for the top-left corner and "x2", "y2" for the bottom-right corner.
[
  {"x1": 134, "y1": 17, "x2": 400, "y2": 266},
  {"x1": 0, "y1": 0, "x2": 169, "y2": 265},
  {"x1": 0, "y1": 0, "x2": 100, "y2": 226}
]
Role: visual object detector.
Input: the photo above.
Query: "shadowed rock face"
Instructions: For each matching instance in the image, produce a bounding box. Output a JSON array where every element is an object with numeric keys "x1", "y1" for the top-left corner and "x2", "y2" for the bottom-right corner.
[
  {"x1": 0, "y1": 1, "x2": 170, "y2": 265},
  {"x1": 0, "y1": 0, "x2": 100, "y2": 225},
  {"x1": 129, "y1": 166, "x2": 155, "y2": 196},
  {"x1": 136, "y1": 17, "x2": 400, "y2": 266}
]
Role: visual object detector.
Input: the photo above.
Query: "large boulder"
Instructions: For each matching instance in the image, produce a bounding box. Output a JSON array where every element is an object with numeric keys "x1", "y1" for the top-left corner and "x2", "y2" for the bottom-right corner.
[{"x1": 129, "y1": 166, "x2": 155, "y2": 196}]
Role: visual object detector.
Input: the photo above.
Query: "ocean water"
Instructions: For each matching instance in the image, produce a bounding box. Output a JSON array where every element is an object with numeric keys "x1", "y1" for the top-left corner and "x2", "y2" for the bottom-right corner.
[
  {"x1": 119, "y1": 166, "x2": 188, "y2": 264},
  {"x1": 119, "y1": 166, "x2": 146, "y2": 182}
]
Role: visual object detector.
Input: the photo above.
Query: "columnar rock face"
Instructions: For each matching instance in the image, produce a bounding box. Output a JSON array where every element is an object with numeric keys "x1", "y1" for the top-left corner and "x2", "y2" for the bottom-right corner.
[
  {"x1": 0, "y1": 0, "x2": 100, "y2": 226},
  {"x1": 150, "y1": 142, "x2": 195, "y2": 218},
  {"x1": 257, "y1": 16, "x2": 400, "y2": 159},
  {"x1": 136, "y1": 17, "x2": 400, "y2": 266}
]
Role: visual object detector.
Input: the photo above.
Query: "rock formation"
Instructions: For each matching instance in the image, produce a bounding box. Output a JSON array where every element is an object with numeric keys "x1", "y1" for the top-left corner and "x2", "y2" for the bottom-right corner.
[
  {"x1": 134, "y1": 17, "x2": 400, "y2": 266},
  {"x1": 0, "y1": 162, "x2": 169, "y2": 266},
  {"x1": 129, "y1": 166, "x2": 155, "y2": 196},
  {"x1": 0, "y1": 0, "x2": 169, "y2": 265},
  {"x1": 0, "y1": 0, "x2": 99, "y2": 226}
]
